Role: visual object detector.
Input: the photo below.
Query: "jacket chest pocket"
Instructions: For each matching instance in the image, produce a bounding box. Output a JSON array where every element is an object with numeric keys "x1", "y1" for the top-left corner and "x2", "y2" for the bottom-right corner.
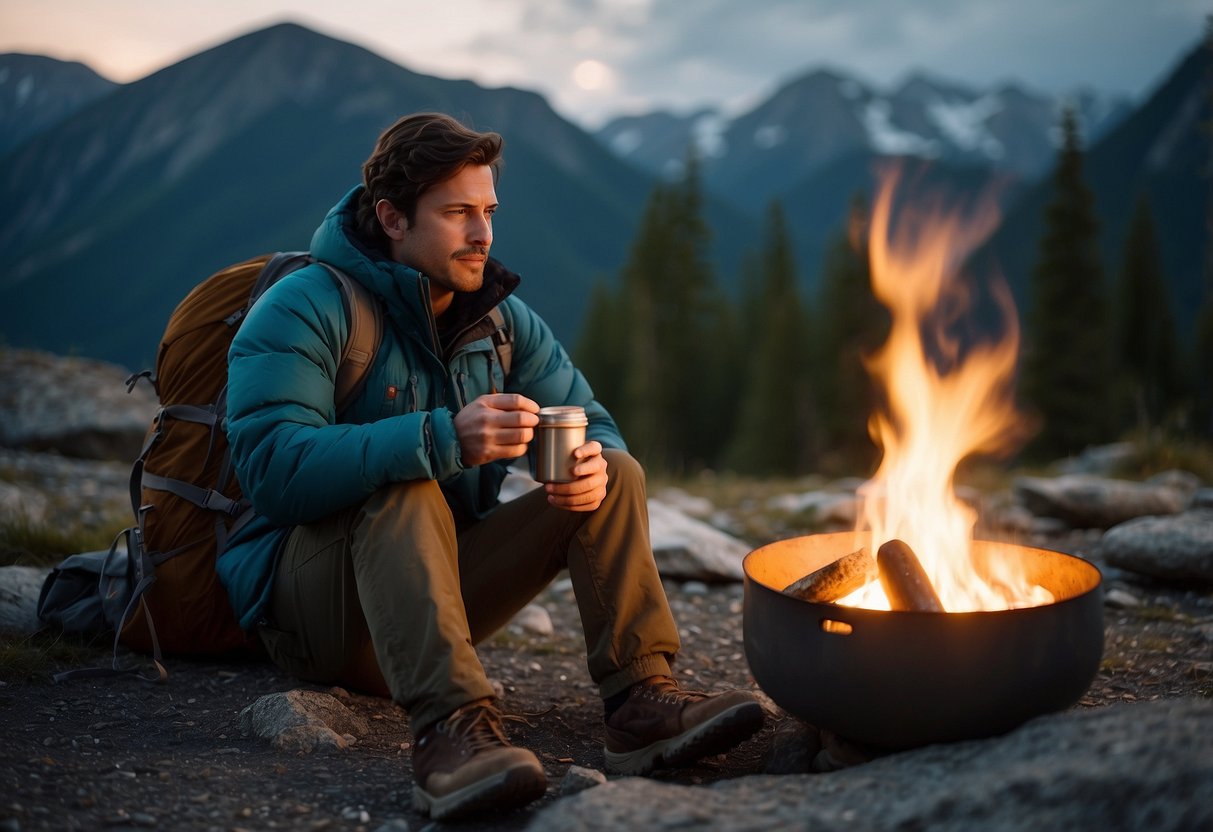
[{"x1": 378, "y1": 375, "x2": 419, "y2": 418}]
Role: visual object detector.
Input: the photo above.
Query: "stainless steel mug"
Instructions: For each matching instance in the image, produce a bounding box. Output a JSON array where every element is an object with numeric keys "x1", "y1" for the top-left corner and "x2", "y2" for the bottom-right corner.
[{"x1": 535, "y1": 405, "x2": 587, "y2": 483}]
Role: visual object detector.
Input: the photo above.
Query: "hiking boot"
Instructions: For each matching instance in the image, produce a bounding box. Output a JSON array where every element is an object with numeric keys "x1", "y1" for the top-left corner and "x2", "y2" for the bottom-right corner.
[
  {"x1": 603, "y1": 676, "x2": 766, "y2": 776},
  {"x1": 412, "y1": 699, "x2": 547, "y2": 820}
]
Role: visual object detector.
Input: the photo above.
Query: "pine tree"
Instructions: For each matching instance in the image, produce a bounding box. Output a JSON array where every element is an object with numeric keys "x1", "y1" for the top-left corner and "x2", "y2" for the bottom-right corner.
[
  {"x1": 813, "y1": 195, "x2": 888, "y2": 474},
  {"x1": 725, "y1": 201, "x2": 814, "y2": 475},
  {"x1": 573, "y1": 279, "x2": 625, "y2": 413},
  {"x1": 1022, "y1": 107, "x2": 1115, "y2": 458},
  {"x1": 1112, "y1": 196, "x2": 1180, "y2": 428},
  {"x1": 605, "y1": 156, "x2": 732, "y2": 473}
]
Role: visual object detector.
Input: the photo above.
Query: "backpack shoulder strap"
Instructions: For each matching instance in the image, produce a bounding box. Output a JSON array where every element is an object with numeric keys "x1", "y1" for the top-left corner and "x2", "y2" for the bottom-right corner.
[
  {"x1": 316, "y1": 263, "x2": 383, "y2": 415},
  {"x1": 487, "y1": 305, "x2": 513, "y2": 378}
]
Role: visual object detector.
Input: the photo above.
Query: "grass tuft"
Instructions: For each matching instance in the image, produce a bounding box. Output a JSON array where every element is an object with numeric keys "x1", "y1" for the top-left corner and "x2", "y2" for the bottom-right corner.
[
  {"x1": 0, "y1": 629, "x2": 110, "y2": 685},
  {"x1": 0, "y1": 516, "x2": 129, "y2": 568}
]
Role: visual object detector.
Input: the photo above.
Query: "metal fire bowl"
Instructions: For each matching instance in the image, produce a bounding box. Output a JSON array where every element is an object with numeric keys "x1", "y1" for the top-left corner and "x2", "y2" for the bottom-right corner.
[{"x1": 743, "y1": 531, "x2": 1103, "y2": 749}]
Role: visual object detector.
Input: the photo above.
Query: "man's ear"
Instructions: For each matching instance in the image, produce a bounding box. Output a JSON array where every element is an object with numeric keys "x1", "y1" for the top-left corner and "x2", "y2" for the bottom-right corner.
[{"x1": 375, "y1": 199, "x2": 407, "y2": 240}]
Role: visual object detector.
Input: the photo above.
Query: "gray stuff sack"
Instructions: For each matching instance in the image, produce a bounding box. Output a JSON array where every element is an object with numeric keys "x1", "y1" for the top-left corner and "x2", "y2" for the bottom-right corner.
[{"x1": 36, "y1": 532, "x2": 133, "y2": 634}]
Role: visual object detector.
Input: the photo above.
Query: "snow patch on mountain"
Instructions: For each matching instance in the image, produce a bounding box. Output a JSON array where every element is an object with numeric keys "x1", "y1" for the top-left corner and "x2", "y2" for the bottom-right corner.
[
  {"x1": 927, "y1": 94, "x2": 1004, "y2": 158},
  {"x1": 862, "y1": 100, "x2": 939, "y2": 156}
]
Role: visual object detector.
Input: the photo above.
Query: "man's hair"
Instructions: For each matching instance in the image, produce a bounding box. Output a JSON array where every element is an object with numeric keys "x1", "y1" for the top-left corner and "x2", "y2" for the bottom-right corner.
[{"x1": 357, "y1": 112, "x2": 504, "y2": 247}]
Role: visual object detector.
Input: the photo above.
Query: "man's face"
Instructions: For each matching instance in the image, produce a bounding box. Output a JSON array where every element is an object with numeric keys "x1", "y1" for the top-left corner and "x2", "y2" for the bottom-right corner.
[{"x1": 388, "y1": 164, "x2": 497, "y2": 307}]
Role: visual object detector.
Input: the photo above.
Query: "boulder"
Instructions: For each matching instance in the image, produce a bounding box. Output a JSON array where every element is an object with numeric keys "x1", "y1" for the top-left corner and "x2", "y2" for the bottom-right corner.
[
  {"x1": 526, "y1": 699, "x2": 1213, "y2": 831},
  {"x1": 1100, "y1": 509, "x2": 1213, "y2": 584},
  {"x1": 0, "y1": 565, "x2": 51, "y2": 633},
  {"x1": 0, "y1": 350, "x2": 157, "y2": 461},
  {"x1": 1014, "y1": 473, "x2": 1194, "y2": 529},
  {"x1": 646, "y1": 499, "x2": 750, "y2": 582}
]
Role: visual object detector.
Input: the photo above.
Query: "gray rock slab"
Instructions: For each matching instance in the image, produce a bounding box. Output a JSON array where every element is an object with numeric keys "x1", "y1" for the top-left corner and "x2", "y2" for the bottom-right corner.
[
  {"x1": 0, "y1": 349, "x2": 156, "y2": 461},
  {"x1": 525, "y1": 699, "x2": 1213, "y2": 832},
  {"x1": 1015, "y1": 473, "x2": 1192, "y2": 529},
  {"x1": 646, "y1": 499, "x2": 750, "y2": 582},
  {"x1": 0, "y1": 565, "x2": 51, "y2": 633},
  {"x1": 1100, "y1": 509, "x2": 1213, "y2": 583}
]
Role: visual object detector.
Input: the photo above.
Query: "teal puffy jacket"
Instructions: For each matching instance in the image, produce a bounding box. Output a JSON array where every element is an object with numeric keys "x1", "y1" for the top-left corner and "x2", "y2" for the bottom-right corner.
[{"x1": 219, "y1": 186, "x2": 625, "y2": 631}]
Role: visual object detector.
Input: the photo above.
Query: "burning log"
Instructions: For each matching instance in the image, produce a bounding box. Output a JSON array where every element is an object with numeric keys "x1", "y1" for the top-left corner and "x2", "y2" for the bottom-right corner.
[
  {"x1": 783, "y1": 548, "x2": 877, "y2": 603},
  {"x1": 877, "y1": 539, "x2": 944, "y2": 612}
]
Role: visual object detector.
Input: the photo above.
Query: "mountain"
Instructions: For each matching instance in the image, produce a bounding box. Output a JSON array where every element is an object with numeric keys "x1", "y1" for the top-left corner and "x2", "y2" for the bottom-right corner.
[
  {"x1": 0, "y1": 53, "x2": 118, "y2": 155},
  {"x1": 0, "y1": 23, "x2": 751, "y2": 370},
  {"x1": 597, "y1": 69, "x2": 1131, "y2": 205},
  {"x1": 973, "y1": 39, "x2": 1210, "y2": 342}
]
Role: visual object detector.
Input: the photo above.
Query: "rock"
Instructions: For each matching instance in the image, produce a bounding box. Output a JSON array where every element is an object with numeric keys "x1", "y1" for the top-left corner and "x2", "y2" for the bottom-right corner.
[
  {"x1": 646, "y1": 499, "x2": 750, "y2": 582},
  {"x1": 652, "y1": 487, "x2": 714, "y2": 519},
  {"x1": 765, "y1": 490, "x2": 859, "y2": 527},
  {"x1": 559, "y1": 766, "x2": 606, "y2": 796},
  {"x1": 764, "y1": 717, "x2": 820, "y2": 775},
  {"x1": 236, "y1": 689, "x2": 371, "y2": 754},
  {"x1": 1014, "y1": 473, "x2": 1192, "y2": 529},
  {"x1": 0, "y1": 565, "x2": 52, "y2": 633},
  {"x1": 1190, "y1": 488, "x2": 1213, "y2": 510},
  {"x1": 510, "y1": 603, "x2": 554, "y2": 636},
  {"x1": 0, "y1": 350, "x2": 157, "y2": 461},
  {"x1": 1054, "y1": 442, "x2": 1137, "y2": 475},
  {"x1": 1103, "y1": 587, "x2": 1142, "y2": 608},
  {"x1": 373, "y1": 820, "x2": 411, "y2": 832},
  {"x1": 1100, "y1": 510, "x2": 1213, "y2": 584},
  {"x1": 526, "y1": 699, "x2": 1213, "y2": 831}
]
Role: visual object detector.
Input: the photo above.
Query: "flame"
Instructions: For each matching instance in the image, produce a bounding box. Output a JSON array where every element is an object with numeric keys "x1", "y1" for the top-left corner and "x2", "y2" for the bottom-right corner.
[{"x1": 839, "y1": 169, "x2": 1053, "y2": 612}]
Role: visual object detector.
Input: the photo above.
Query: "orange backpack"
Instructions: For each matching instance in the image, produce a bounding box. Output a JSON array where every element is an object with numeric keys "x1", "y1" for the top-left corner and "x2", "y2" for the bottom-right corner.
[{"x1": 115, "y1": 253, "x2": 382, "y2": 675}]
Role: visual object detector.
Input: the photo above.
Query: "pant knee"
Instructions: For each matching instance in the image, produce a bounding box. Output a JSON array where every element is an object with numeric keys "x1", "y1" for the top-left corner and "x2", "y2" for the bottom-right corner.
[{"x1": 603, "y1": 448, "x2": 645, "y2": 493}]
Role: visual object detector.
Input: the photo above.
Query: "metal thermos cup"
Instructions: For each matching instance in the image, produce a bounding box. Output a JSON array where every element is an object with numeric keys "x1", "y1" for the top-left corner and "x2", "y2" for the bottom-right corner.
[{"x1": 535, "y1": 406, "x2": 587, "y2": 483}]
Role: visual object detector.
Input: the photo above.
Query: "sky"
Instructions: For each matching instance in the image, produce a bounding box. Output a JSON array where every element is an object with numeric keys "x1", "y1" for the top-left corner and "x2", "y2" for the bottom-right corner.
[{"x1": 0, "y1": 0, "x2": 1205, "y2": 130}]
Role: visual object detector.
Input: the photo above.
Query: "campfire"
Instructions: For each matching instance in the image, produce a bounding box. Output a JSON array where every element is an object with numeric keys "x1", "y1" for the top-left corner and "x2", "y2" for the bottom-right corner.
[
  {"x1": 796, "y1": 169, "x2": 1055, "y2": 613},
  {"x1": 742, "y1": 170, "x2": 1104, "y2": 748}
]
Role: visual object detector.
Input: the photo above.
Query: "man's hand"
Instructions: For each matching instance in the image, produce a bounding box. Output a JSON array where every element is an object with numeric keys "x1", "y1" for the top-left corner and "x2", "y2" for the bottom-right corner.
[
  {"x1": 545, "y1": 441, "x2": 608, "y2": 512},
  {"x1": 454, "y1": 394, "x2": 540, "y2": 467}
]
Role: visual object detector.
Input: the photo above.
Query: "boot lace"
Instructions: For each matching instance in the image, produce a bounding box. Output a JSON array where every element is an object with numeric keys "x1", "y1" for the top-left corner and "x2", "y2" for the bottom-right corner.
[
  {"x1": 437, "y1": 700, "x2": 511, "y2": 753},
  {"x1": 641, "y1": 676, "x2": 708, "y2": 705}
]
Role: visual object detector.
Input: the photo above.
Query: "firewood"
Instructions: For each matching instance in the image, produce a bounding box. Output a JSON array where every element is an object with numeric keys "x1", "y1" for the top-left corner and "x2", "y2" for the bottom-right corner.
[
  {"x1": 783, "y1": 548, "x2": 876, "y2": 603},
  {"x1": 876, "y1": 539, "x2": 944, "y2": 612}
]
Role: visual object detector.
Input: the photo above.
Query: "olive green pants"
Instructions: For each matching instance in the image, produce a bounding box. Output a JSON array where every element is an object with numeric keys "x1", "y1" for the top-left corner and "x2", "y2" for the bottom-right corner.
[{"x1": 257, "y1": 449, "x2": 680, "y2": 732}]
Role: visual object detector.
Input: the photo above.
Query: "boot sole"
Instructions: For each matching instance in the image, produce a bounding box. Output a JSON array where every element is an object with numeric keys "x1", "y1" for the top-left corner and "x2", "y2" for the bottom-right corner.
[
  {"x1": 603, "y1": 700, "x2": 765, "y2": 776},
  {"x1": 413, "y1": 762, "x2": 547, "y2": 821}
]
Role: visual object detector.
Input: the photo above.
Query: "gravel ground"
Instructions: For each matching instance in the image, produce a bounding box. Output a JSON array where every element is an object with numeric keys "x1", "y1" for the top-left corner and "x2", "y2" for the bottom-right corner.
[{"x1": 2, "y1": 541, "x2": 1211, "y2": 832}]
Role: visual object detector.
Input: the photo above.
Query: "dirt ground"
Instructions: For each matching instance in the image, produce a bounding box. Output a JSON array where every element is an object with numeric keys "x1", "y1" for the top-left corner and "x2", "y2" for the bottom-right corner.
[{"x1": 2, "y1": 535, "x2": 1211, "y2": 831}]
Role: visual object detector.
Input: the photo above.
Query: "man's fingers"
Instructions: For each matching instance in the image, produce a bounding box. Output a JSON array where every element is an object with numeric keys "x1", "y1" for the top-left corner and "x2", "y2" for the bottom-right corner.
[{"x1": 480, "y1": 393, "x2": 540, "y2": 414}]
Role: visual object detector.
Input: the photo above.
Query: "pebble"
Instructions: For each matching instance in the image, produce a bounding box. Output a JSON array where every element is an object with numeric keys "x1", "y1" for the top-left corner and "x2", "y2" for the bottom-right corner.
[
  {"x1": 560, "y1": 765, "x2": 607, "y2": 796},
  {"x1": 1104, "y1": 588, "x2": 1142, "y2": 608}
]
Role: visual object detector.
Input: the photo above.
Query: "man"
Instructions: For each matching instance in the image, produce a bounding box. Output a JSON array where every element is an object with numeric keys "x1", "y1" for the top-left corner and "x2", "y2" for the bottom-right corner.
[{"x1": 221, "y1": 112, "x2": 764, "y2": 821}]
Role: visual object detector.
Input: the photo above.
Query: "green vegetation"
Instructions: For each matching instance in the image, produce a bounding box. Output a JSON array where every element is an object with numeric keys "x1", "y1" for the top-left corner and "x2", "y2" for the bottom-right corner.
[
  {"x1": 0, "y1": 630, "x2": 107, "y2": 684},
  {"x1": 0, "y1": 515, "x2": 127, "y2": 568},
  {"x1": 1021, "y1": 107, "x2": 1115, "y2": 459}
]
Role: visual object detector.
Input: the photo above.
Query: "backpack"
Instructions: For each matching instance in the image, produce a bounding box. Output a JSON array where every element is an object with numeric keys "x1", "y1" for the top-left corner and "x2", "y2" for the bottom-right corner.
[{"x1": 43, "y1": 252, "x2": 514, "y2": 681}]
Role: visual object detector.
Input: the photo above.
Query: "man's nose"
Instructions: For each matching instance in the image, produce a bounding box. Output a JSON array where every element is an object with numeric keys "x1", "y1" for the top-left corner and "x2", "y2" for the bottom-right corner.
[{"x1": 469, "y1": 213, "x2": 492, "y2": 246}]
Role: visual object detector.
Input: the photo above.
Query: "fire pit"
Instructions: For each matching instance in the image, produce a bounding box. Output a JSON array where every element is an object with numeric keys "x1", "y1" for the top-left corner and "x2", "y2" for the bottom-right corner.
[
  {"x1": 744, "y1": 532, "x2": 1103, "y2": 749},
  {"x1": 738, "y1": 170, "x2": 1107, "y2": 749}
]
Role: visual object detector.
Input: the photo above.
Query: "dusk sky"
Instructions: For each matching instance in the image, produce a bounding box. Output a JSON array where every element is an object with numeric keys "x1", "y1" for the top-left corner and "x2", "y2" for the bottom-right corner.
[{"x1": 0, "y1": 0, "x2": 1204, "y2": 129}]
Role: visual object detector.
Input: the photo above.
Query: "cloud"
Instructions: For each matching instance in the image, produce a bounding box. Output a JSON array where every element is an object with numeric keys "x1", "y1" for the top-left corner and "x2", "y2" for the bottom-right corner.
[{"x1": 0, "y1": 0, "x2": 1202, "y2": 129}]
